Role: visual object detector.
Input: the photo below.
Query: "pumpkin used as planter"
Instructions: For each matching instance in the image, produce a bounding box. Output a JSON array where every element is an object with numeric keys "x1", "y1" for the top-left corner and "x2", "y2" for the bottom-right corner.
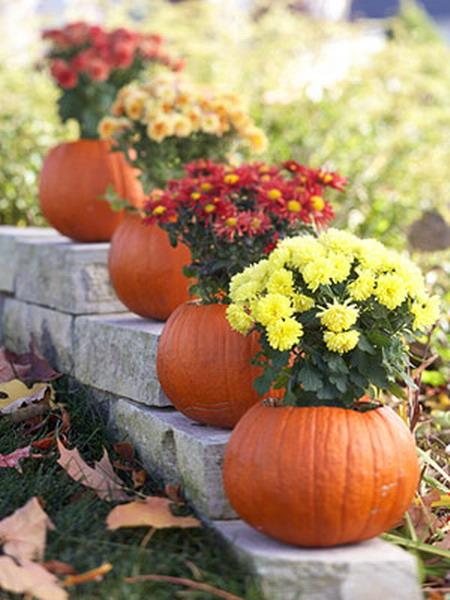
[
  {"x1": 157, "y1": 302, "x2": 279, "y2": 428},
  {"x1": 224, "y1": 403, "x2": 420, "y2": 547},
  {"x1": 39, "y1": 140, "x2": 143, "y2": 242},
  {"x1": 108, "y1": 212, "x2": 192, "y2": 321}
]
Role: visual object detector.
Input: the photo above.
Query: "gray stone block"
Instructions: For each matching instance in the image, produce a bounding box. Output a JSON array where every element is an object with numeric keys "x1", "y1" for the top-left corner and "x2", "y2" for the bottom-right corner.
[
  {"x1": 0, "y1": 293, "x2": 6, "y2": 344},
  {"x1": 15, "y1": 238, "x2": 126, "y2": 314},
  {"x1": 2, "y1": 298, "x2": 74, "y2": 373},
  {"x1": 0, "y1": 226, "x2": 60, "y2": 293},
  {"x1": 74, "y1": 313, "x2": 169, "y2": 406},
  {"x1": 108, "y1": 398, "x2": 235, "y2": 520},
  {"x1": 214, "y1": 521, "x2": 423, "y2": 600}
]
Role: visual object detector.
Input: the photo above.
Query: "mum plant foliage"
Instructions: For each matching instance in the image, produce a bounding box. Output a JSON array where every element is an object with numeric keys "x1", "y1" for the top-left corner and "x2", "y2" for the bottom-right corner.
[
  {"x1": 145, "y1": 160, "x2": 345, "y2": 302},
  {"x1": 226, "y1": 229, "x2": 441, "y2": 408},
  {"x1": 98, "y1": 73, "x2": 268, "y2": 190},
  {"x1": 42, "y1": 22, "x2": 183, "y2": 138}
]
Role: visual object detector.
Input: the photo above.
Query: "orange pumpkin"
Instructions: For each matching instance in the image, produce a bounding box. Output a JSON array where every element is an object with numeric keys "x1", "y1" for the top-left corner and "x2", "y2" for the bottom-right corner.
[
  {"x1": 157, "y1": 302, "x2": 278, "y2": 428},
  {"x1": 108, "y1": 212, "x2": 192, "y2": 321},
  {"x1": 224, "y1": 403, "x2": 419, "y2": 547},
  {"x1": 39, "y1": 139, "x2": 144, "y2": 242}
]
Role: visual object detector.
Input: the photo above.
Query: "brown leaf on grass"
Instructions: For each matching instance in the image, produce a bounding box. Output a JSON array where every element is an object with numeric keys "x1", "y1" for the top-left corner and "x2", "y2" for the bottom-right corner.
[
  {"x1": 41, "y1": 560, "x2": 77, "y2": 576},
  {"x1": 106, "y1": 497, "x2": 200, "y2": 530},
  {"x1": 0, "y1": 445, "x2": 32, "y2": 471},
  {"x1": 57, "y1": 439, "x2": 128, "y2": 502},
  {"x1": 407, "y1": 490, "x2": 443, "y2": 539},
  {"x1": 0, "y1": 497, "x2": 54, "y2": 561},
  {"x1": 0, "y1": 556, "x2": 67, "y2": 600},
  {"x1": 63, "y1": 563, "x2": 112, "y2": 587},
  {"x1": 0, "y1": 380, "x2": 53, "y2": 417},
  {"x1": 0, "y1": 342, "x2": 60, "y2": 385},
  {"x1": 113, "y1": 441, "x2": 135, "y2": 463},
  {"x1": 132, "y1": 469, "x2": 148, "y2": 488},
  {"x1": 125, "y1": 574, "x2": 243, "y2": 600}
]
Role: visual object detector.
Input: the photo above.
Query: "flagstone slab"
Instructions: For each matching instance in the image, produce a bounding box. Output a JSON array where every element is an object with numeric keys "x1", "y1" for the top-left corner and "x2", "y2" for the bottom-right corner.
[
  {"x1": 15, "y1": 237, "x2": 126, "y2": 314},
  {"x1": 0, "y1": 226, "x2": 60, "y2": 293},
  {"x1": 2, "y1": 297, "x2": 74, "y2": 373},
  {"x1": 73, "y1": 313, "x2": 169, "y2": 407},
  {"x1": 214, "y1": 520, "x2": 423, "y2": 600},
  {"x1": 107, "y1": 397, "x2": 235, "y2": 520}
]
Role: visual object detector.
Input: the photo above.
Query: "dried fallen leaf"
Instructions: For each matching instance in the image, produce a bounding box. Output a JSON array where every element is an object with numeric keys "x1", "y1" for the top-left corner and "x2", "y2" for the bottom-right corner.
[
  {"x1": 0, "y1": 556, "x2": 67, "y2": 600},
  {"x1": 113, "y1": 442, "x2": 135, "y2": 463},
  {"x1": 0, "y1": 445, "x2": 32, "y2": 471},
  {"x1": 0, "y1": 342, "x2": 60, "y2": 385},
  {"x1": 436, "y1": 531, "x2": 450, "y2": 551},
  {"x1": 106, "y1": 497, "x2": 200, "y2": 531},
  {"x1": 63, "y1": 563, "x2": 112, "y2": 587},
  {"x1": 132, "y1": 469, "x2": 148, "y2": 488},
  {"x1": 57, "y1": 439, "x2": 128, "y2": 502},
  {"x1": 41, "y1": 560, "x2": 77, "y2": 576},
  {"x1": 0, "y1": 380, "x2": 53, "y2": 417},
  {"x1": 0, "y1": 497, "x2": 54, "y2": 561},
  {"x1": 125, "y1": 574, "x2": 243, "y2": 600}
]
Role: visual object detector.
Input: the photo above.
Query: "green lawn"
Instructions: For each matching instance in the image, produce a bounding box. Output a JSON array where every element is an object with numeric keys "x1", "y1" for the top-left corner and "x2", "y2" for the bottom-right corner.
[{"x1": 0, "y1": 380, "x2": 258, "y2": 600}]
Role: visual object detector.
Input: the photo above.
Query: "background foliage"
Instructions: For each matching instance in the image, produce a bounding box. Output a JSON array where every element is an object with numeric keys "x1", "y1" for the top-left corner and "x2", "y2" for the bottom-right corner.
[{"x1": 0, "y1": 1, "x2": 449, "y2": 245}]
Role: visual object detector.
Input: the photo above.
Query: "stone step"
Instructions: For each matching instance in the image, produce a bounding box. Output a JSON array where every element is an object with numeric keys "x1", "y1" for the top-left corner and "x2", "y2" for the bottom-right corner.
[
  {"x1": 2, "y1": 297, "x2": 74, "y2": 373},
  {"x1": 74, "y1": 313, "x2": 169, "y2": 407},
  {"x1": 14, "y1": 236, "x2": 126, "y2": 314},
  {"x1": 105, "y1": 396, "x2": 234, "y2": 520},
  {"x1": 213, "y1": 521, "x2": 423, "y2": 600},
  {"x1": 0, "y1": 226, "x2": 60, "y2": 293}
]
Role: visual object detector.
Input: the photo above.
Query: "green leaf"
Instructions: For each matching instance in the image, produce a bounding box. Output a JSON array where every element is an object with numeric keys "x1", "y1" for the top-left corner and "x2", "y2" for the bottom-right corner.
[
  {"x1": 358, "y1": 333, "x2": 377, "y2": 355},
  {"x1": 298, "y1": 363, "x2": 323, "y2": 392}
]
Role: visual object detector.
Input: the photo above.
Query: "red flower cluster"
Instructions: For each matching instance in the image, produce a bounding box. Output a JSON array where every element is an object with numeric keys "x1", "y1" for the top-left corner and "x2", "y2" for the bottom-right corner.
[
  {"x1": 145, "y1": 160, "x2": 344, "y2": 241},
  {"x1": 43, "y1": 22, "x2": 184, "y2": 90}
]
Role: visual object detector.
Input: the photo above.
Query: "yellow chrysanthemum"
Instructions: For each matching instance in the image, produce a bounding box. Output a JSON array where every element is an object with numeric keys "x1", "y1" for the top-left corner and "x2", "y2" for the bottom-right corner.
[
  {"x1": 323, "y1": 330, "x2": 360, "y2": 354},
  {"x1": 267, "y1": 318, "x2": 303, "y2": 351},
  {"x1": 201, "y1": 114, "x2": 222, "y2": 135},
  {"x1": 267, "y1": 245, "x2": 291, "y2": 270},
  {"x1": 267, "y1": 269, "x2": 294, "y2": 295},
  {"x1": 318, "y1": 302, "x2": 359, "y2": 333},
  {"x1": 254, "y1": 294, "x2": 293, "y2": 326},
  {"x1": 328, "y1": 252, "x2": 353, "y2": 284},
  {"x1": 292, "y1": 294, "x2": 315, "y2": 313},
  {"x1": 375, "y1": 273, "x2": 408, "y2": 310},
  {"x1": 411, "y1": 295, "x2": 440, "y2": 330},
  {"x1": 229, "y1": 280, "x2": 261, "y2": 303},
  {"x1": 281, "y1": 236, "x2": 326, "y2": 268},
  {"x1": 320, "y1": 228, "x2": 358, "y2": 256},
  {"x1": 356, "y1": 239, "x2": 389, "y2": 271},
  {"x1": 394, "y1": 257, "x2": 426, "y2": 298},
  {"x1": 226, "y1": 304, "x2": 255, "y2": 335},
  {"x1": 347, "y1": 269, "x2": 376, "y2": 301},
  {"x1": 302, "y1": 257, "x2": 333, "y2": 291}
]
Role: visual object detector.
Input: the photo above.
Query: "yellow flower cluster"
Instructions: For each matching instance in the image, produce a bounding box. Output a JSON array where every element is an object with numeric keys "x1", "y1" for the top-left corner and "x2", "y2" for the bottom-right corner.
[
  {"x1": 98, "y1": 73, "x2": 267, "y2": 153},
  {"x1": 226, "y1": 229, "x2": 440, "y2": 354}
]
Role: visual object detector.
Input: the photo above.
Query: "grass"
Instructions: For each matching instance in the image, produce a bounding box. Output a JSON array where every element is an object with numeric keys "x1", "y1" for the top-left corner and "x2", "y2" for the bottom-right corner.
[{"x1": 0, "y1": 380, "x2": 258, "y2": 600}]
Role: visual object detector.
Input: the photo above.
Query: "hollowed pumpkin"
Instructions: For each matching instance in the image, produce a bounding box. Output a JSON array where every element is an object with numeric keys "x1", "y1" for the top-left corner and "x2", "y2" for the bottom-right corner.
[
  {"x1": 39, "y1": 139, "x2": 143, "y2": 242},
  {"x1": 224, "y1": 403, "x2": 420, "y2": 547},
  {"x1": 157, "y1": 302, "x2": 279, "y2": 428},
  {"x1": 108, "y1": 212, "x2": 192, "y2": 321}
]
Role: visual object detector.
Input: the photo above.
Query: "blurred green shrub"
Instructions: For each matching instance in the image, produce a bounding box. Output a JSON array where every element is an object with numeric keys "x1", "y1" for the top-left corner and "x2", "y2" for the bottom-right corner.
[
  {"x1": 0, "y1": 65, "x2": 70, "y2": 226},
  {"x1": 258, "y1": 13, "x2": 450, "y2": 247},
  {"x1": 1, "y1": 0, "x2": 449, "y2": 243}
]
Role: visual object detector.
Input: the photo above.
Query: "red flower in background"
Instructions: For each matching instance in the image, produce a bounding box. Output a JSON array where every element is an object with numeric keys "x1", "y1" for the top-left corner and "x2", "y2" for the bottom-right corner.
[
  {"x1": 42, "y1": 21, "x2": 184, "y2": 89},
  {"x1": 50, "y1": 59, "x2": 78, "y2": 89}
]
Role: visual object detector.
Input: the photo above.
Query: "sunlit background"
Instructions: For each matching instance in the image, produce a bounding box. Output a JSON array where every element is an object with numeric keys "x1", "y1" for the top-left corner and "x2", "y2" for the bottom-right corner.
[{"x1": 1, "y1": 0, "x2": 449, "y2": 254}]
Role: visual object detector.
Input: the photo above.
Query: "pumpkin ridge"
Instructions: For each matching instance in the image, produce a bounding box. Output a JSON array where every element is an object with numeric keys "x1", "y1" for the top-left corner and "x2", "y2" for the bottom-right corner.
[{"x1": 355, "y1": 410, "x2": 378, "y2": 541}]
